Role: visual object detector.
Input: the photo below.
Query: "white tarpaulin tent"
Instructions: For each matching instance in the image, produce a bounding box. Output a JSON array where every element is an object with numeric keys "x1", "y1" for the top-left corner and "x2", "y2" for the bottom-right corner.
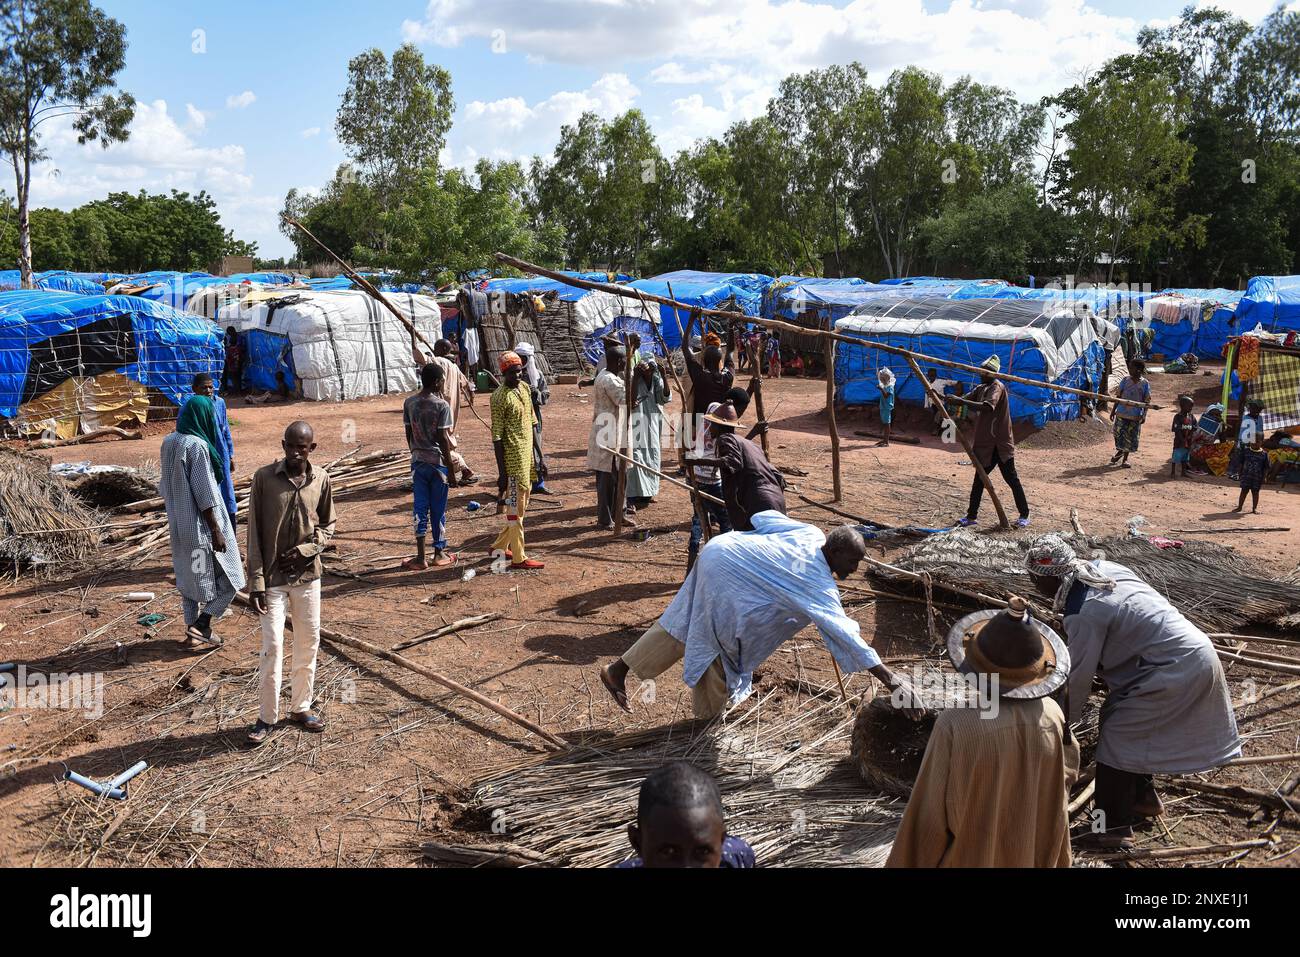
[{"x1": 218, "y1": 290, "x2": 441, "y2": 401}]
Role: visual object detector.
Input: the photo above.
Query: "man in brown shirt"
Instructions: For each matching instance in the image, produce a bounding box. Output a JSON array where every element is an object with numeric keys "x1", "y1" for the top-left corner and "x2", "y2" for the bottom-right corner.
[
  {"x1": 948, "y1": 355, "x2": 1030, "y2": 528},
  {"x1": 245, "y1": 420, "x2": 337, "y2": 745}
]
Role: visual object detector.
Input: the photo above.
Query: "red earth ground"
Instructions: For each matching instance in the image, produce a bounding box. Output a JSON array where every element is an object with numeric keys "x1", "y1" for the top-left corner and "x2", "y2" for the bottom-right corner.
[{"x1": 1, "y1": 365, "x2": 1297, "y2": 867}]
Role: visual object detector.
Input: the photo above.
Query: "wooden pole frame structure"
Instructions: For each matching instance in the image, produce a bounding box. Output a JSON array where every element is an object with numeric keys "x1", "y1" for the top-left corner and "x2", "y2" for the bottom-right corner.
[
  {"x1": 663, "y1": 282, "x2": 715, "y2": 545},
  {"x1": 492, "y1": 252, "x2": 1157, "y2": 411},
  {"x1": 825, "y1": 335, "x2": 842, "y2": 502},
  {"x1": 906, "y1": 354, "x2": 1010, "y2": 529}
]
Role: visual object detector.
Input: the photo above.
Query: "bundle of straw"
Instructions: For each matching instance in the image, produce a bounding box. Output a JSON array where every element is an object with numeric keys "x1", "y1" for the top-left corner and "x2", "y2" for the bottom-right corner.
[
  {"x1": 882, "y1": 531, "x2": 1300, "y2": 633},
  {"x1": 0, "y1": 448, "x2": 99, "y2": 573},
  {"x1": 469, "y1": 691, "x2": 905, "y2": 868}
]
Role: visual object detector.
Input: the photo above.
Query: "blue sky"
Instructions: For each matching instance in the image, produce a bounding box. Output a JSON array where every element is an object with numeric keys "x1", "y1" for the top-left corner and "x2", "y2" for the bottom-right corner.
[{"x1": 26, "y1": 0, "x2": 1294, "y2": 259}]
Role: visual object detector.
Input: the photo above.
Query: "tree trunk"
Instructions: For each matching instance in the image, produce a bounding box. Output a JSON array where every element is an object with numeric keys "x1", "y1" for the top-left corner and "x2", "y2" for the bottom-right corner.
[{"x1": 15, "y1": 144, "x2": 34, "y2": 289}]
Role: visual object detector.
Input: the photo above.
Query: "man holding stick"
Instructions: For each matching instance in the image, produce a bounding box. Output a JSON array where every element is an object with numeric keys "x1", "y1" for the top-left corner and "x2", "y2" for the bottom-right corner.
[
  {"x1": 948, "y1": 355, "x2": 1031, "y2": 529},
  {"x1": 431, "y1": 338, "x2": 478, "y2": 485},
  {"x1": 246, "y1": 421, "x2": 337, "y2": 746}
]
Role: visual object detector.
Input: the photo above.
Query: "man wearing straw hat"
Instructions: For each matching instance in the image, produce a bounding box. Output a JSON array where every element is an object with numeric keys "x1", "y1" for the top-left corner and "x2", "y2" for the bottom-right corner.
[
  {"x1": 887, "y1": 597, "x2": 1079, "y2": 867},
  {"x1": 599, "y1": 516, "x2": 909, "y2": 718},
  {"x1": 1025, "y1": 535, "x2": 1240, "y2": 850},
  {"x1": 948, "y1": 354, "x2": 1031, "y2": 529}
]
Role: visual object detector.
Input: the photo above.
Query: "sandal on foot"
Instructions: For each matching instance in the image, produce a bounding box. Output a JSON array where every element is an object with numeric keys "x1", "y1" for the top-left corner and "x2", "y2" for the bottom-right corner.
[
  {"x1": 955, "y1": 517, "x2": 978, "y2": 528},
  {"x1": 510, "y1": 558, "x2": 545, "y2": 570},
  {"x1": 402, "y1": 557, "x2": 429, "y2": 571},
  {"x1": 432, "y1": 552, "x2": 458, "y2": 567},
  {"x1": 287, "y1": 711, "x2": 325, "y2": 732},
  {"x1": 599, "y1": 664, "x2": 632, "y2": 714},
  {"x1": 247, "y1": 720, "x2": 275, "y2": 746}
]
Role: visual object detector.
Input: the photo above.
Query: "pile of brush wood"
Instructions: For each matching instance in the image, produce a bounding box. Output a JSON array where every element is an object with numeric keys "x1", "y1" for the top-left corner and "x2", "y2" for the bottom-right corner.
[
  {"x1": 0, "y1": 447, "x2": 100, "y2": 573},
  {"x1": 98, "y1": 447, "x2": 409, "y2": 560},
  {"x1": 877, "y1": 530, "x2": 1300, "y2": 634}
]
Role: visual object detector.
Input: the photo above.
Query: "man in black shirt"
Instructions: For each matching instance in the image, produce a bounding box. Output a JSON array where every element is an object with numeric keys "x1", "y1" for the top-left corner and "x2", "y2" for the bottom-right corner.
[{"x1": 694, "y1": 401, "x2": 784, "y2": 532}]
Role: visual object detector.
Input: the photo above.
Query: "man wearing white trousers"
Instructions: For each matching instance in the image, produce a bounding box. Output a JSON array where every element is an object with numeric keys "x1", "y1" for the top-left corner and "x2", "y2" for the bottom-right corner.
[{"x1": 245, "y1": 421, "x2": 337, "y2": 746}]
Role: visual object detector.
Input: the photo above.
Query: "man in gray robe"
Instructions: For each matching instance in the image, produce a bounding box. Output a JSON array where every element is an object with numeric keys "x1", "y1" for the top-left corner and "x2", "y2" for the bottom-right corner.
[
  {"x1": 1027, "y1": 535, "x2": 1240, "y2": 848},
  {"x1": 160, "y1": 395, "x2": 246, "y2": 648}
]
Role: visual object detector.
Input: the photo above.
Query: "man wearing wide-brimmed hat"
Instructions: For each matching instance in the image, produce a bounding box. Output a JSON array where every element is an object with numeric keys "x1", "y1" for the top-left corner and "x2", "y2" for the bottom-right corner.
[
  {"x1": 1025, "y1": 535, "x2": 1240, "y2": 850},
  {"x1": 887, "y1": 597, "x2": 1079, "y2": 868}
]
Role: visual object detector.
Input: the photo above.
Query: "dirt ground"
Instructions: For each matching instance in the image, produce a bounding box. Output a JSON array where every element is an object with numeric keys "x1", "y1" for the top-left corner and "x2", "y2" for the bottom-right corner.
[{"x1": 2, "y1": 364, "x2": 1298, "y2": 867}]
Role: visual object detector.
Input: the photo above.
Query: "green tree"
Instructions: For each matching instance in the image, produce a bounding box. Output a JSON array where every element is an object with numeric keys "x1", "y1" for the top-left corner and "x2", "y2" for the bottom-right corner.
[
  {"x1": 1050, "y1": 64, "x2": 1199, "y2": 281},
  {"x1": 334, "y1": 43, "x2": 454, "y2": 254},
  {"x1": 0, "y1": 0, "x2": 134, "y2": 285}
]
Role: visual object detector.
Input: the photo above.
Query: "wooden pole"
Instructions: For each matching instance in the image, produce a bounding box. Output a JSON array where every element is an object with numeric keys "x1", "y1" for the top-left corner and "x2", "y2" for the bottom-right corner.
[
  {"x1": 904, "y1": 354, "x2": 1009, "y2": 529},
  {"x1": 749, "y1": 334, "x2": 770, "y2": 457},
  {"x1": 233, "y1": 592, "x2": 566, "y2": 750},
  {"x1": 615, "y1": 333, "x2": 633, "y2": 532},
  {"x1": 284, "y1": 217, "x2": 435, "y2": 357},
  {"x1": 493, "y1": 252, "x2": 1157, "y2": 410},
  {"x1": 600, "y1": 446, "x2": 725, "y2": 505},
  {"x1": 825, "y1": 336, "x2": 842, "y2": 503}
]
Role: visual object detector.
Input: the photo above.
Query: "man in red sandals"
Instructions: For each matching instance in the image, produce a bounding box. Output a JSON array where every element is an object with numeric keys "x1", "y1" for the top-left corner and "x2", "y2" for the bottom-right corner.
[
  {"x1": 490, "y1": 352, "x2": 544, "y2": 570},
  {"x1": 403, "y1": 362, "x2": 460, "y2": 571}
]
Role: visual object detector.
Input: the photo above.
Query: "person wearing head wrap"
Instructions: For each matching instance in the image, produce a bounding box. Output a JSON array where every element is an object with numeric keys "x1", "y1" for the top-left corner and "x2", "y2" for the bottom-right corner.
[
  {"x1": 626, "y1": 354, "x2": 671, "y2": 505},
  {"x1": 876, "y1": 367, "x2": 897, "y2": 447},
  {"x1": 948, "y1": 353, "x2": 1030, "y2": 528},
  {"x1": 1026, "y1": 535, "x2": 1241, "y2": 849},
  {"x1": 159, "y1": 395, "x2": 246, "y2": 648},
  {"x1": 489, "y1": 351, "x2": 542, "y2": 569},
  {"x1": 513, "y1": 341, "x2": 552, "y2": 494}
]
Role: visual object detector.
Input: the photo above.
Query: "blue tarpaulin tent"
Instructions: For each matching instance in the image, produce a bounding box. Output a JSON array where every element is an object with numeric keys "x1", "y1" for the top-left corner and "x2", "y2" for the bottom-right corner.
[
  {"x1": 0, "y1": 289, "x2": 223, "y2": 425},
  {"x1": 0, "y1": 270, "x2": 106, "y2": 296},
  {"x1": 1237, "y1": 276, "x2": 1300, "y2": 337},
  {"x1": 833, "y1": 296, "x2": 1118, "y2": 428},
  {"x1": 629, "y1": 270, "x2": 774, "y2": 348},
  {"x1": 1126, "y1": 288, "x2": 1244, "y2": 360}
]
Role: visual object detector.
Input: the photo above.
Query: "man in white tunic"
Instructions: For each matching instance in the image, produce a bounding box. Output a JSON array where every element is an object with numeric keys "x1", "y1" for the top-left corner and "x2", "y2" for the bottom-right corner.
[
  {"x1": 599, "y1": 513, "x2": 908, "y2": 717},
  {"x1": 159, "y1": 395, "x2": 246, "y2": 648},
  {"x1": 1026, "y1": 535, "x2": 1241, "y2": 848},
  {"x1": 588, "y1": 344, "x2": 630, "y2": 529}
]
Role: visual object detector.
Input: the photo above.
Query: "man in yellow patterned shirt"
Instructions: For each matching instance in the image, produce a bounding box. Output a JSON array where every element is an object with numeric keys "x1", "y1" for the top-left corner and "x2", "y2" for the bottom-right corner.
[{"x1": 490, "y1": 352, "x2": 543, "y2": 570}]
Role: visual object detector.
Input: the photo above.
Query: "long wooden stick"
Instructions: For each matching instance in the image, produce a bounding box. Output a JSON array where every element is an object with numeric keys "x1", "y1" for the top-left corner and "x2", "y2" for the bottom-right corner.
[
  {"x1": 905, "y1": 353, "x2": 1008, "y2": 529},
  {"x1": 599, "y1": 446, "x2": 724, "y2": 505},
  {"x1": 1226, "y1": 751, "x2": 1300, "y2": 767},
  {"x1": 748, "y1": 335, "x2": 770, "y2": 457},
  {"x1": 1085, "y1": 838, "x2": 1271, "y2": 862},
  {"x1": 284, "y1": 216, "x2": 435, "y2": 356},
  {"x1": 493, "y1": 252, "x2": 1158, "y2": 409},
  {"x1": 1166, "y1": 778, "x2": 1300, "y2": 814},
  {"x1": 824, "y1": 337, "x2": 842, "y2": 502},
  {"x1": 392, "y1": 613, "x2": 501, "y2": 652},
  {"x1": 233, "y1": 593, "x2": 565, "y2": 750}
]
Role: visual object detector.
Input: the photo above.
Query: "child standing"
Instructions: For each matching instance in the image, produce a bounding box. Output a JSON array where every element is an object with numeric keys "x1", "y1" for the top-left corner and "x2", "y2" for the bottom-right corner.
[
  {"x1": 1109, "y1": 359, "x2": 1150, "y2": 468},
  {"x1": 1229, "y1": 399, "x2": 1265, "y2": 479},
  {"x1": 877, "y1": 367, "x2": 896, "y2": 447},
  {"x1": 1170, "y1": 394, "x2": 1196, "y2": 478},
  {"x1": 1235, "y1": 438, "x2": 1269, "y2": 514}
]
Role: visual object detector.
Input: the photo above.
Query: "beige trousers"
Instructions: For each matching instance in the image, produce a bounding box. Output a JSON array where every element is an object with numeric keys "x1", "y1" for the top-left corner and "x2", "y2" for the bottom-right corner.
[
  {"x1": 621, "y1": 621, "x2": 728, "y2": 719},
  {"x1": 258, "y1": 579, "x2": 322, "y2": 724}
]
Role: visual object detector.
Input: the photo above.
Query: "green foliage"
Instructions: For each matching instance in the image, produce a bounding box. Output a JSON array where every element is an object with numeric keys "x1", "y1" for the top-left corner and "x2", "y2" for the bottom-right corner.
[{"x1": 0, "y1": 0, "x2": 135, "y2": 284}]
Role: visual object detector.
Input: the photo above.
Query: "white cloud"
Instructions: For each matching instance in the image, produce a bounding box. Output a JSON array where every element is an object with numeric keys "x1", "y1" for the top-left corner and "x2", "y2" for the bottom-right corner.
[
  {"x1": 301, "y1": 127, "x2": 322, "y2": 138},
  {"x1": 185, "y1": 103, "x2": 206, "y2": 131},
  {"x1": 27, "y1": 100, "x2": 282, "y2": 257},
  {"x1": 226, "y1": 90, "x2": 256, "y2": 110},
  {"x1": 448, "y1": 72, "x2": 641, "y2": 166}
]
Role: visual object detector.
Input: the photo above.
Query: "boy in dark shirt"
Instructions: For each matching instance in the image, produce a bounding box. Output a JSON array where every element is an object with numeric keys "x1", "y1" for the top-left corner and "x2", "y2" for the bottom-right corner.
[
  {"x1": 1171, "y1": 394, "x2": 1196, "y2": 478},
  {"x1": 403, "y1": 363, "x2": 459, "y2": 569}
]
